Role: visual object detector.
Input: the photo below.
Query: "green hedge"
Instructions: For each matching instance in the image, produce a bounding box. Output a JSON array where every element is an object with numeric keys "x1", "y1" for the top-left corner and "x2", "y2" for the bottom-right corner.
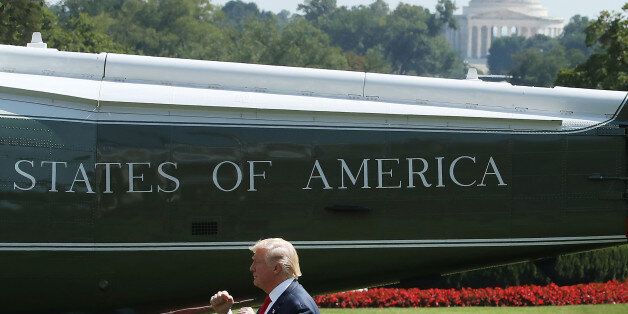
[{"x1": 397, "y1": 245, "x2": 628, "y2": 289}]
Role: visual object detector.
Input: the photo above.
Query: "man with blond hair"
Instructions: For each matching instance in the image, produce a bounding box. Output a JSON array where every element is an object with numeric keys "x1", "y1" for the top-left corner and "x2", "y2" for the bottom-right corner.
[{"x1": 210, "y1": 238, "x2": 319, "y2": 314}]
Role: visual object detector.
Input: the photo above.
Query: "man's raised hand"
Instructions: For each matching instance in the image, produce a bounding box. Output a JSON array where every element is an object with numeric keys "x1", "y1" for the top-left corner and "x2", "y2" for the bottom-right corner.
[{"x1": 210, "y1": 290, "x2": 234, "y2": 314}]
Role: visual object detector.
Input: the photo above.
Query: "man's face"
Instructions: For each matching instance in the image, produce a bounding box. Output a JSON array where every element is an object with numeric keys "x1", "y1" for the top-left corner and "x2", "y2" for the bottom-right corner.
[{"x1": 250, "y1": 248, "x2": 277, "y2": 292}]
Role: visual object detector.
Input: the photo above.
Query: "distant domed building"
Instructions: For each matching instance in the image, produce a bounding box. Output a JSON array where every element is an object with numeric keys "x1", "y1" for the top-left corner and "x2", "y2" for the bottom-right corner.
[{"x1": 445, "y1": 0, "x2": 564, "y2": 65}]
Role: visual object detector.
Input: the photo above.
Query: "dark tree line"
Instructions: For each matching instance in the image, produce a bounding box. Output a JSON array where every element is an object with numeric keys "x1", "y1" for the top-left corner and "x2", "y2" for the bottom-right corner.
[{"x1": 397, "y1": 245, "x2": 628, "y2": 289}]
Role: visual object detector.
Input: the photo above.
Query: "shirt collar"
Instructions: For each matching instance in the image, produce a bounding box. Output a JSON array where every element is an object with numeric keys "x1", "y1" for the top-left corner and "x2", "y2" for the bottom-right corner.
[{"x1": 269, "y1": 278, "x2": 294, "y2": 302}]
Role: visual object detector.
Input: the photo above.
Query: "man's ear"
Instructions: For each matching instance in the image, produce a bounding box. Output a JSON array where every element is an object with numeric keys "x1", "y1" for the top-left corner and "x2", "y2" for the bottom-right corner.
[{"x1": 274, "y1": 264, "x2": 281, "y2": 274}]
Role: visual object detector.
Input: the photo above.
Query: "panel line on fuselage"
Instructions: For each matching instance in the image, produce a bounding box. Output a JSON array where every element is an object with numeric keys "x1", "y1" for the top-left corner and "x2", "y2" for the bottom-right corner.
[
  {"x1": 0, "y1": 235, "x2": 624, "y2": 251},
  {"x1": 0, "y1": 111, "x2": 614, "y2": 136}
]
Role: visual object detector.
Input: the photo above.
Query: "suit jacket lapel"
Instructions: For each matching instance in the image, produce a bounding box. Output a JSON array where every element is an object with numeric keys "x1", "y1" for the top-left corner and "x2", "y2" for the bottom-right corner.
[{"x1": 267, "y1": 279, "x2": 297, "y2": 314}]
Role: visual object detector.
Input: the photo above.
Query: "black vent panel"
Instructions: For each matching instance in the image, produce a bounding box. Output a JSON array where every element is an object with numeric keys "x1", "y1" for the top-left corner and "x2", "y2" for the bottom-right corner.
[{"x1": 191, "y1": 221, "x2": 218, "y2": 236}]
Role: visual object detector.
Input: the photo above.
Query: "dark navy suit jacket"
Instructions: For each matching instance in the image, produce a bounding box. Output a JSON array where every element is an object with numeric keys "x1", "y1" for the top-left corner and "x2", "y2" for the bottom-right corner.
[{"x1": 259, "y1": 280, "x2": 320, "y2": 314}]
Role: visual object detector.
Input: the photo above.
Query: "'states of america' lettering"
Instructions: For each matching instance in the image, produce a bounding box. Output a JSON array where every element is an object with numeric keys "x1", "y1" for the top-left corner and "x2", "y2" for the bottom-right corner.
[{"x1": 12, "y1": 156, "x2": 506, "y2": 194}]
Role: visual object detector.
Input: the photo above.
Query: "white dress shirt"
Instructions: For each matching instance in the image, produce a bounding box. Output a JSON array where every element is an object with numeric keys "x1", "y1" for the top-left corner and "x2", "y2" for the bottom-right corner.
[{"x1": 226, "y1": 278, "x2": 295, "y2": 314}]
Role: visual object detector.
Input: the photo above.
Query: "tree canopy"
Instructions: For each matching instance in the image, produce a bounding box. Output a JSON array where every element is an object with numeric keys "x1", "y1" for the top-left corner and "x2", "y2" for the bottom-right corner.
[
  {"x1": 555, "y1": 4, "x2": 627, "y2": 90},
  {"x1": 1, "y1": 0, "x2": 464, "y2": 78},
  {"x1": 487, "y1": 36, "x2": 526, "y2": 75},
  {"x1": 303, "y1": 0, "x2": 463, "y2": 76},
  {"x1": 486, "y1": 3, "x2": 626, "y2": 90},
  {"x1": 487, "y1": 19, "x2": 594, "y2": 86},
  {"x1": 1, "y1": 0, "x2": 45, "y2": 45}
]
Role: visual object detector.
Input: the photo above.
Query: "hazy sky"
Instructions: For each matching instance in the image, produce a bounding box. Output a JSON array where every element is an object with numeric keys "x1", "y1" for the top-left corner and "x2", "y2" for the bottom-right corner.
[{"x1": 211, "y1": 0, "x2": 626, "y2": 20}]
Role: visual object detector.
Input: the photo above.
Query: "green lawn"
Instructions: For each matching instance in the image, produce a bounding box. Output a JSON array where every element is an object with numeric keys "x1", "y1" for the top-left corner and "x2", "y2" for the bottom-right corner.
[{"x1": 320, "y1": 304, "x2": 628, "y2": 314}]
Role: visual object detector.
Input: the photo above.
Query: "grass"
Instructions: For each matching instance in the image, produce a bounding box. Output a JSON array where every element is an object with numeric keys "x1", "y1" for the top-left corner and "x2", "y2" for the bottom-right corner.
[{"x1": 319, "y1": 304, "x2": 628, "y2": 314}]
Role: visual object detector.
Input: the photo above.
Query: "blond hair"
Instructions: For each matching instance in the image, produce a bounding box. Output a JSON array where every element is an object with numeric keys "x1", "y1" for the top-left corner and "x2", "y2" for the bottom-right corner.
[{"x1": 250, "y1": 238, "x2": 302, "y2": 278}]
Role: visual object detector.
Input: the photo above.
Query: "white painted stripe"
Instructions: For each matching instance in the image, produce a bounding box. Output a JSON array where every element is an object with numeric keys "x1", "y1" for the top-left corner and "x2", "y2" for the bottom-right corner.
[
  {"x1": 0, "y1": 236, "x2": 624, "y2": 252},
  {"x1": 2, "y1": 88, "x2": 623, "y2": 134}
]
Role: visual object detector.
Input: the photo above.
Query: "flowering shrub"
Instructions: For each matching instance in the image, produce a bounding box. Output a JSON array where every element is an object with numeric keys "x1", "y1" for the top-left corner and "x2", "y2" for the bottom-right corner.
[{"x1": 314, "y1": 280, "x2": 628, "y2": 308}]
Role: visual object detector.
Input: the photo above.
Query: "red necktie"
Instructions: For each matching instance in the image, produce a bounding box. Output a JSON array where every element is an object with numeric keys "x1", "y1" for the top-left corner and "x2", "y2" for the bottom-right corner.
[{"x1": 257, "y1": 296, "x2": 271, "y2": 314}]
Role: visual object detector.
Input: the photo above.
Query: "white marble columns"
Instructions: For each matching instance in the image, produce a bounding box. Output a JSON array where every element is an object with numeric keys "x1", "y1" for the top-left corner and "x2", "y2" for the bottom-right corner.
[{"x1": 456, "y1": 20, "x2": 563, "y2": 60}]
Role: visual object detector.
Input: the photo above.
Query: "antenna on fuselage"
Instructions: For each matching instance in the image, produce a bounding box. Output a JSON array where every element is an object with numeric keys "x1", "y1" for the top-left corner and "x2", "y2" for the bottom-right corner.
[
  {"x1": 27, "y1": 32, "x2": 47, "y2": 49},
  {"x1": 466, "y1": 68, "x2": 480, "y2": 81}
]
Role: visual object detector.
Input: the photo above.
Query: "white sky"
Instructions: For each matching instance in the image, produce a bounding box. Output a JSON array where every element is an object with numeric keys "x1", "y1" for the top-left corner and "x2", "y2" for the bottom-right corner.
[{"x1": 210, "y1": 0, "x2": 626, "y2": 20}]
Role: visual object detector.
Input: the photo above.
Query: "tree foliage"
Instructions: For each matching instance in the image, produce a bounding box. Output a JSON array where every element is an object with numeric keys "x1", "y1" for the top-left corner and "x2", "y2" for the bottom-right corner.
[
  {"x1": 487, "y1": 3, "x2": 626, "y2": 89},
  {"x1": 271, "y1": 18, "x2": 348, "y2": 69},
  {"x1": 509, "y1": 36, "x2": 569, "y2": 86},
  {"x1": 559, "y1": 15, "x2": 593, "y2": 55},
  {"x1": 398, "y1": 245, "x2": 628, "y2": 289},
  {"x1": 298, "y1": 0, "x2": 337, "y2": 22},
  {"x1": 0, "y1": 0, "x2": 45, "y2": 45},
  {"x1": 27, "y1": 0, "x2": 464, "y2": 77},
  {"x1": 555, "y1": 4, "x2": 628, "y2": 90},
  {"x1": 313, "y1": 0, "x2": 389, "y2": 54},
  {"x1": 487, "y1": 36, "x2": 526, "y2": 75},
  {"x1": 304, "y1": 0, "x2": 463, "y2": 77},
  {"x1": 488, "y1": 31, "x2": 588, "y2": 85},
  {"x1": 222, "y1": 0, "x2": 261, "y2": 23},
  {"x1": 42, "y1": 10, "x2": 128, "y2": 53},
  {"x1": 229, "y1": 17, "x2": 279, "y2": 64},
  {"x1": 433, "y1": 0, "x2": 458, "y2": 31},
  {"x1": 487, "y1": 15, "x2": 597, "y2": 86},
  {"x1": 221, "y1": 0, "x2": 275, "y2": 29},
  {"x1": 0, "y1": 0, "x2": 124, "y2": 53},
  {"x1": 104, "y1": 0, "x2": 233, "y2": 59}
]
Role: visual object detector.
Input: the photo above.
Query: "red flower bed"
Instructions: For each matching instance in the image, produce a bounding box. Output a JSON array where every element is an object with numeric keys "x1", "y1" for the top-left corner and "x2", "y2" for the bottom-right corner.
[{"x1": 314, "y1": 280, "x2": 628, "y2": 308}]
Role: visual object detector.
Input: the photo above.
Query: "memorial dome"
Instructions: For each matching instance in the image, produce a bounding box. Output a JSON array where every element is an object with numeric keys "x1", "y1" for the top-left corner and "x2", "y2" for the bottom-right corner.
[{"x1": 463, "y1": 0, "x2": 549, "y2": 18}]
